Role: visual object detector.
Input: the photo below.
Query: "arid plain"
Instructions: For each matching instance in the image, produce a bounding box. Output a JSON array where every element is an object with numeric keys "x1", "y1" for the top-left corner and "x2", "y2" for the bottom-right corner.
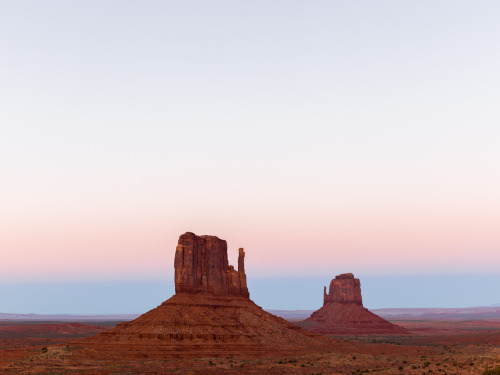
[
  {"x1": 2, "y1": 316, "x2": 500, "y2": 374},
  {"x1": 2, "y1": 233, "x2": 500, "y2": 374}
]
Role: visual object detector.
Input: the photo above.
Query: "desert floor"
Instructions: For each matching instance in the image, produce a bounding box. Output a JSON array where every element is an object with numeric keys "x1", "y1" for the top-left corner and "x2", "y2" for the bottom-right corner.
[{"x1": 1, "y1": 319, "x2": 500, "y2": 374}]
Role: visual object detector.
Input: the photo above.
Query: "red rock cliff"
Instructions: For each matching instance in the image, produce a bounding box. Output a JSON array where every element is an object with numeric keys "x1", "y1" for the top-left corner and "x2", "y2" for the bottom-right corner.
[
  {"x1": 174, "y1": 232, "x2": 249, "y2": 297},
  {"x1": 323, "y1": 273, "x2": 362, "y2": 306},
  {"x1": 303, "y1": 272, "x2": 409, "y2": 335}
]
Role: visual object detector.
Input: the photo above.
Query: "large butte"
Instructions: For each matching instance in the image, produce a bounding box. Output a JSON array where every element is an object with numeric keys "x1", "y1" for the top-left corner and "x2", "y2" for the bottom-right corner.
[{"x1": 77, "y1": 232, "x2": 334, "y2": 359}]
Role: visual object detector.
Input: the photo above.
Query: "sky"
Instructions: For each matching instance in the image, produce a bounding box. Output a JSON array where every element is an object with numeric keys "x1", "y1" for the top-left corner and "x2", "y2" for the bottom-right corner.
[{"x1": 1, "y1": 1, "x2": 499, "y2": 313}]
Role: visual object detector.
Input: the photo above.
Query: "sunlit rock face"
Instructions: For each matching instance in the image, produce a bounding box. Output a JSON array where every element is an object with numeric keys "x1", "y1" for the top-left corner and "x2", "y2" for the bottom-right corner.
[
  {"x1": 79, "y1": 232, "x2": 332, "y2": 359},
  {"x1": 323, "y1": 273, "x2": 362, "y2": 306},
  {"x1": 302, "y1": 273, "x2": 410, "y2": 335},
  {"x1": 174, "y1": 232, "x2": 249, "y2": 298}
]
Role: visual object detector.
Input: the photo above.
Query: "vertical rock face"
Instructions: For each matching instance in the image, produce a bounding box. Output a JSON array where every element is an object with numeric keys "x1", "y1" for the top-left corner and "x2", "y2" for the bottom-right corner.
[
  {"x1": 81, "y1": 231, "x2": 333, "y2": 359},
  {"x1": 174, "y1": 232, "x2": 249, "y2": 298},
  {"x1": 238, "y1": 248, "x2": 249, "y2": 298},
  {"x1": 301, "y1": 272, "x2": 409, "y2": 335},
  {"x1": 323, "y1": 273, "x2": 362, "y2": 306}
]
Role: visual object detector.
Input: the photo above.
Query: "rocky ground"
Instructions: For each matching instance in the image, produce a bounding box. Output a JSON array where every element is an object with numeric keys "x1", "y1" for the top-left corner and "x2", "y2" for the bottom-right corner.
[{"x1": 1, "y1": 319, "x2": 500, "y2": 374}]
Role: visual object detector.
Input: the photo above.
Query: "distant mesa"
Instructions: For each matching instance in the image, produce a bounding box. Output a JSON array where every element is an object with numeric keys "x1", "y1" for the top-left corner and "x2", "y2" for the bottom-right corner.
[
  {"x1": 78, "y1": 232, "x2": 333, "y2": 359},
  {"x1": 298, "y1": 273, "x2": 409, "y2": 335},
  {"x1": 323, "y1": 273, "x2": 362, "y2": 305}
]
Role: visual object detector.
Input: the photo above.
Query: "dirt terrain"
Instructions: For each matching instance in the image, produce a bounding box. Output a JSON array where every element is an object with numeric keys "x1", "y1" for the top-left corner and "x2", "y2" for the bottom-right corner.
[
  {"x1": 0, "y1": 321, "x2": 112, "y2": 372},
  {"x1": 78, "y1": 292, "x2": 333, "y2": 360},
  {"x1": 1, "y1": 319, "x2": 500, "y2": 374}
]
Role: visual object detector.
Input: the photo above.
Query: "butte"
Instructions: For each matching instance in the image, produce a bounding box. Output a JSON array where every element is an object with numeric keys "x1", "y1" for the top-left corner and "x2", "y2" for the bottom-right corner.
[
  {"x1": 298, "y1": 273, "x2": 409, "y2": 335},
  {"x1": 78, "y1": 232, "x2": 333, "y2": 359}
]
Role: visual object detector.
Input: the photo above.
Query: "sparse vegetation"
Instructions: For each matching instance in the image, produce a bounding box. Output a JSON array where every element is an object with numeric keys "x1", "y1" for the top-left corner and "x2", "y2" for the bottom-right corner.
[
  {"x1": 2, "y1": 318, "x2": 500, "y2": 374},
  {"x1": 483, "y1": 366, "x2": 500, "y2": 375}
]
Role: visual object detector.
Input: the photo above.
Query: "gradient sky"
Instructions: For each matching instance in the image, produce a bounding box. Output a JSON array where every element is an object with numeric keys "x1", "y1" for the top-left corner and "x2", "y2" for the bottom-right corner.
[{"x1": 1, "y1": 1, "x2": 499, "y2": 313}]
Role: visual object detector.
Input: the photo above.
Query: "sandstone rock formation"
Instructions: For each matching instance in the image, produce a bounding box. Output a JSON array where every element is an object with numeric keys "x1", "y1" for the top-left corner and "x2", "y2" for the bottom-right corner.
[
  {"x1": 299, "y1": 273, "x2": 409, "y2": 335},
  {"x1": 324, "y1": 273, "x2": 362, "y2": 305},
  {"x1": 174, "y1": 232, "x2": 249, "y2": 297},
  {"x1": 79, "y1": 232, "x2": 333, "y2": 359}
]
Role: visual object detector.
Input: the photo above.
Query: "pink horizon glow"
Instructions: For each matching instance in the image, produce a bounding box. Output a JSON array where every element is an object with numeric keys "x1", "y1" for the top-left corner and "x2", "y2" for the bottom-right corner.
[
  {"x1": 1, "y1": 1, "x2": 499, "y2": 284},
  {"x1": 2, "y1": 202, "x2": 498, "y2": 281}
]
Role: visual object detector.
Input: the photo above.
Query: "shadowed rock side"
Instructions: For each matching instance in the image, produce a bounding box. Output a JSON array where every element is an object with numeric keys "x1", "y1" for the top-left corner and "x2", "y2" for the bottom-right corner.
[
  {"x1": 175, "y1": 232, "x2": 249, "y2": 298},
  {"x1": 324, "y1": 273, "x2": 362, "y2": 305},
  {"x1": 78, "y1": 232, "x2": 334, "y2": 359},
  {"x1": 299, "y1": 273, "x2": 409, "y2": 335}
]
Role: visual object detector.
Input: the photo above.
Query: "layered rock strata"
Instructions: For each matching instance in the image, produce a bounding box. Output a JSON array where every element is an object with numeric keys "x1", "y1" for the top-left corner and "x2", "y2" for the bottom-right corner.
[
  {"x1": 324, "y1": 273, "x2": 362, "y2": 305},
  {"x1": 300, "y1": 273, "x2": 409, "y2": 335},
  {"x1": 174, "y1": 232, "x2": 249, "y2": 297},
  {"x1": 78, "y1": 232, "x2": 333, "y2": 359}
]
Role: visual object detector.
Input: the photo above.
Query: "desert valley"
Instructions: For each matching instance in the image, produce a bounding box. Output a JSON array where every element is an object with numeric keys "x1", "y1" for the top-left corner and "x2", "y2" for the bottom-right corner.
[
  {"x1": 4, "y1": 2, "x2": 500, "y2": 374},
  {"x1": 1, "y1": 233, "x2": 500, "y2": 374}
]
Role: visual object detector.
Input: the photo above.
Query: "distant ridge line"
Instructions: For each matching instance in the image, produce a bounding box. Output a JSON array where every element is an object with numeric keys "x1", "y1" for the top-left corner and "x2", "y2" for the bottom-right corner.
[
  {"x1": 3, "y1": 306, "x2": 500, "y2": 322},
  {"x1": 267, "y1": 307, "x2": 500, "y2": 321},
  {"x1": 0, "y1": 312, "x2": 140, "y2": 321}
]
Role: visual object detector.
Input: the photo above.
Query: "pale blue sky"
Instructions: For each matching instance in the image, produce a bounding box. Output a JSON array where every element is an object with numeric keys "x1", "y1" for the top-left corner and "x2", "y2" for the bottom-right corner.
[
  {"x1": 2, "y1": 275, "x2": 500, "y2": 314},
  {"x1": 1, "y1": 1, "x2": 500, "y2": 312}
]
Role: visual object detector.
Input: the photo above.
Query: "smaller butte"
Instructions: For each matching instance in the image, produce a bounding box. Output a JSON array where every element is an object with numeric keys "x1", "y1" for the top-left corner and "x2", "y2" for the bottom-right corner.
[{"x1": 298, "y1": 273, "x2": 409, "y2": 335}]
